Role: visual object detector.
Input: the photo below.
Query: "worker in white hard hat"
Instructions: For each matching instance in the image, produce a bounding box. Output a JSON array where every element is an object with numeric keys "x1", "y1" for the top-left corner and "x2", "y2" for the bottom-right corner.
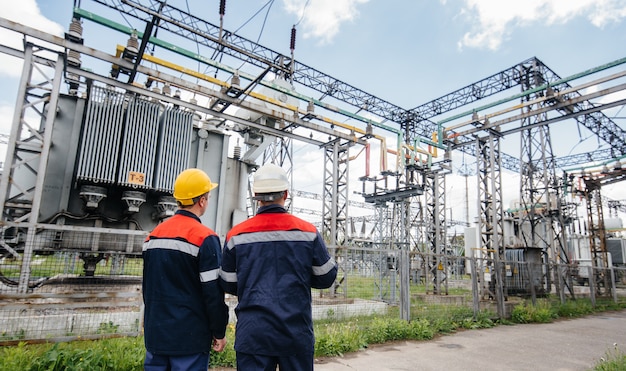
[
  {"x1": 143, "y1": 168, "x2": 229, "y2": 371},
  {"x1": 220, "y1": 163, "x2": 338, "y2": 371}
]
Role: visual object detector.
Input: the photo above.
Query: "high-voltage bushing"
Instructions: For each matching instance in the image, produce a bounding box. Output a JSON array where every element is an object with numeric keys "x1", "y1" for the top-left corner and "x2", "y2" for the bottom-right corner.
[
  {"x1": 121, "y1": 191, "x2": 146, "y2": 213},
  {"x1": 156, "y1": 196, "x2": 177, "y2": 219},
  {"x1": 79, "y1": 185, "x2": 107, "y2": 209},
  {"x1": 65, "y1": 18, "x2": 83, "y2": 95}
]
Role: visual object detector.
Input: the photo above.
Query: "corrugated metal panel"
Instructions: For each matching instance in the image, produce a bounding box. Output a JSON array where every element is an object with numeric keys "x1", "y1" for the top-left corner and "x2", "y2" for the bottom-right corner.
[
  {"x1": 116, "y1": 97, "x2": 161, "y2": 189},
  {"x1": 153, "y1": 108, "x2": 193, "y2": 192},
  {"x1": 77, "y1": 87, "x2": 195, "y2": 192},
  {"x1": 76, "y1": 86, "x2": 125, "y2": 184}
]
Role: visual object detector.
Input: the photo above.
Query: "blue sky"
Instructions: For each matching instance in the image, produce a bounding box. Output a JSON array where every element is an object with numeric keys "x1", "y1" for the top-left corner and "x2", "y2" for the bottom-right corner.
[{"x1": 1, "y1": 0, "x2": 626, "y2": 224}]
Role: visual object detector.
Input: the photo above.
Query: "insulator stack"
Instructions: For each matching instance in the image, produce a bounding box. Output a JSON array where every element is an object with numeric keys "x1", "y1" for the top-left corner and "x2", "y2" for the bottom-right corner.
[
  {"x1": 68, "y1": 18, "x2": 83, "y2": 40},
  {"x1": 233, "y1": 145, "x2": 241, "y2": 160},
  {"x1": 67, "y1": 50, "x2": 82, "y2": 67},
  {"x1": 67, "y1": 18, "x2": 83, "y2": 67},
  {"x1": 290, "y1": 26, "x2": 296, "y2": 51},
  {"x1": 162, "y1": 84, "x2": 172, "y2": 96},
  {"x1": 126, "y1": 30, "x2": 139, "y2": 54}
]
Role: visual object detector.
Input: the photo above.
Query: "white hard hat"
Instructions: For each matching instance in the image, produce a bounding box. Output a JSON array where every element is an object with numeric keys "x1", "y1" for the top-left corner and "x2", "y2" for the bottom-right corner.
[{"x1": 253, "y1": 164, "x2": 289, "y2": 194}]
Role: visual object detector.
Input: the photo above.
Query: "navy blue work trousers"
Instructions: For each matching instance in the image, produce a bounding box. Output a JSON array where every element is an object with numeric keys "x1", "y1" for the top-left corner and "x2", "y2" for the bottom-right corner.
[
  {"x1": 144, "y1": 350, "x2": 209, "y2": 371},
  {"x1": 236, "y1": 351, "x2": 314, "y2": 371}
]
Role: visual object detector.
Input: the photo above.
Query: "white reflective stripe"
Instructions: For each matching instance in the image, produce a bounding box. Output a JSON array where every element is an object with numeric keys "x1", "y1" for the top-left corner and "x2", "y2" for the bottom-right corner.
[
  {"x1": 227, "y1": 230, "x2": 317, "y2": 250},
  {"x1": 313, "y1": 257, "x2": 336, "y2": 276},
  {"x1": 200, "y1": 268, "x2": 219, "y2": 283},
  {"x1": 219, "y1": 269, "x2": 238, "y2": 283},
  {"x1": 143, "y1": 239, "x2": 199, "y2": 257}
]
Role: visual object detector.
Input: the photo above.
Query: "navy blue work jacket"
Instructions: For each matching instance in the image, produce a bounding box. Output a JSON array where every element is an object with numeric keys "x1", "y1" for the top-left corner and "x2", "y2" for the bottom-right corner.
[
  {"x1": 143, "y1": 209, "x2": 229, "y2": 355},
  {"x1": 219, "y1": 204, "x2": 337, "y2": 356}
]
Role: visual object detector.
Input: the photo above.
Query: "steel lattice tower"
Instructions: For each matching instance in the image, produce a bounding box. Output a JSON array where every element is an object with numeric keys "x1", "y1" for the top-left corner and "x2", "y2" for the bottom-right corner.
[
  {"x1": 517, "y1": 60, "x2": 567, "y2": 296},
  {"x1": 322, "y1": 140, "x2": 351, "y2": 297},
  {"x1": 425, "y1": 172, "x2": 447, "y2": 294},
  {"x1": 475, "y1": 133, "x2": 506, "y2": 316},
  {"x1": 0, "y1": 45, "x2": 64, "y2": 292}
]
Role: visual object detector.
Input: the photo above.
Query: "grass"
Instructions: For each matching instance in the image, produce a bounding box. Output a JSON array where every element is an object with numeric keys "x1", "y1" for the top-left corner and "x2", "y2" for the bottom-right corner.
[
  {"x1": 7, "y1": 297, "x2": 618, "y2": 370},
  {"x1": 0, "y1": 337, "x2": 145, "y2": 371},
  {"x1": 594, "y1": 344, "x2": 626, "y2": 371},
  {"x1": 0, "y1": 253, "x2": 143, "y2": 279},
  {"x1": 1, "y1": 273, "x2": 625, "y2": 370}
]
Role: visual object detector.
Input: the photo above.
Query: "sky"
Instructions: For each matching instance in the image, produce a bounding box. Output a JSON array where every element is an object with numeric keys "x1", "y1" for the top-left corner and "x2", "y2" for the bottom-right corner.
[{"x1": 1, "y1": 0, "x2": 626, "y2": 229}]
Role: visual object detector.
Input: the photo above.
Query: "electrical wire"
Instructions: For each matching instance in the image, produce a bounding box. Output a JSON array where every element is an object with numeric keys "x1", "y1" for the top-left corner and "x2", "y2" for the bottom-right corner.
[
  {"x1": 233, "y1": 0, "x2": 275, "y2": 36},
  {"x1": 203, "y1": 0, "x2": 276, "y2": 82},
  {"x1": 119, "y1": 13, "x2": 133, "y2": 29},
  {"x1": 229, "y1": 0, "x2": 276, "y2": 79},
  {"x1": 295, "y1": 0, "x2": 311, "y2": 27},
  {"x1": 612, "y1": 104, "x2": 625, "y2": 120},
  {"x1": 185, "y1": 0, "x2": 201, "y2": 85}
]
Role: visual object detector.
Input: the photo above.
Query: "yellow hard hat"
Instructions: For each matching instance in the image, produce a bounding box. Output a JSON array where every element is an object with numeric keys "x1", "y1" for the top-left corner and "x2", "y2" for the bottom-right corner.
[{"x1": 173, "y1": 168, "x2": 218, "y2": 206}]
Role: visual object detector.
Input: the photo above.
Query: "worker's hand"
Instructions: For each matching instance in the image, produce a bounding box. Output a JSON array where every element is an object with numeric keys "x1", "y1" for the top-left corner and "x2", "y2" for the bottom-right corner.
[{"x1": 212, "y1": 337, "x2": 227, "y2": 352}]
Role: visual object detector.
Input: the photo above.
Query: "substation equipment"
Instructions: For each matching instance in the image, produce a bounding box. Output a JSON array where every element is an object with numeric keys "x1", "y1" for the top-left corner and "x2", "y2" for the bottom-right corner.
[{"x1": 0, "y1": 0, "x2": 625, "y2": 323}]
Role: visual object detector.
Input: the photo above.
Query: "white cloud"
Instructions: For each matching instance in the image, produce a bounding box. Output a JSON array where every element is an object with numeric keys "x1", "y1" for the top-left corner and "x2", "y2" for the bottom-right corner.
[
  {"x1": 589, "y1": 0, "x2": 626, "y2": 27},
  {"x1": 0, "y1": 53, "x2": 22, "y2": 80},
  {"x1": 2, "y1": 0, "x2": 63, "y2": 35},
  {"x1": 457, "y1": 0, "x2": 626, "y2": 51},
  {"x1": 0, "y1": 0, "x2": 64, "y2": 78},
  {"x1": 282, "y1": 0, "x2": 369, "y2": 45}
]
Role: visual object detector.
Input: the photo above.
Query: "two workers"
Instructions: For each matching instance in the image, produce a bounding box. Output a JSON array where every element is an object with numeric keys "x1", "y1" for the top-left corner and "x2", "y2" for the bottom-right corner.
[{"x1": 142, "y1": 164, "x2": 338, "y2": 371}]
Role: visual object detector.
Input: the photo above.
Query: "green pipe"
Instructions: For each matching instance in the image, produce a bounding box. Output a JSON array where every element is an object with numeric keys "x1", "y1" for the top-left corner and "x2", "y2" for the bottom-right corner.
[
  {"x1": 564, "y1": 154, "x2": 626, "y2": 173},
  {"x1": 438, "y1": 56, "x2": 626, "y2": 126}
]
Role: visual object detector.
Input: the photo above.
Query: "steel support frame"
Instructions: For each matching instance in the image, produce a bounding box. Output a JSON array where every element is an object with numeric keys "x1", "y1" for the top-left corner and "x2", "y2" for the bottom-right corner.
[
  {"x1": 322, "y1": 140, "x2": 350, "y2": 297},
  {"x1": 410, "y1": 199, "x2": 426, "y2": 251},
  {"x1": 372, "y1": 202, "x2": 393, "y2": 302},
  {"x1": 261, "y1": 137, "x2": 294, "y2": 211},
  {"x1": 391, "y1": 198, "x2": 411, "y2": 319},
  {"x1": 0, "y1": 44, "x2": 64, "y2": 292},
  {"x1": 476, "y1": 134, "x2": 506, "y2": 317},
  {"x1": 585, "y1": 186, "x2": 612, "y2": 295},
  {"x1": 425, "y1": 171, "x2": 447, "y2": 295},
  {"x1": 517, "y1": 60, "x2": 567, "y2": 297},
  {"x1": 322, "y1": 140, "x2": 350, "y2": 246},
  {"x1": 552, "y1": 189, "x2": 575, "y2": 301},
  {"x1": 518, "y1": 123, "x2": 552, "y2": 295}
]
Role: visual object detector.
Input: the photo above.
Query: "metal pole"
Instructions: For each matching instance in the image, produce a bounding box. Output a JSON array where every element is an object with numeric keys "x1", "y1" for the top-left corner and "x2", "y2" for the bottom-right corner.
[{"x1": 471, "y1": 256, "x2": 480, "y2": 319}]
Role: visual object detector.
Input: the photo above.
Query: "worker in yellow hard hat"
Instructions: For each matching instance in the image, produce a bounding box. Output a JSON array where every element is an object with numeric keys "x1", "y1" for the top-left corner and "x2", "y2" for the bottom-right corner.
[
  {"x1": 142, "y1": 168, "x2": 228, "y2": 370},
  {"x1": 220, "y1": 163, "x2": 338, "y2": 371}
]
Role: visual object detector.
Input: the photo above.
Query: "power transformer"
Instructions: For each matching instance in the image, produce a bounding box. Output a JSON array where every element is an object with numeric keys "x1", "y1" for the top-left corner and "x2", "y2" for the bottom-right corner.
[{"x1": 4, "y1": 85, "x2": 239, "y2": 256}]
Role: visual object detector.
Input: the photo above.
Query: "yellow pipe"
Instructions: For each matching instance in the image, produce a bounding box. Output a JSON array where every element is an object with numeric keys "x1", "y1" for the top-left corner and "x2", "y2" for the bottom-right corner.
[
  {"x1": 390, "y1": 145, "x2": 429, "y2": 165},
  {"x1": 115, "y1": 45, "x2": 228, "y2": 88},
  {"x1": 402, "y1": 143, "x2": 430, "y2": 156},
  {"x1": 430, "y1": 132, "x2": 438, "y2": 157}
]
